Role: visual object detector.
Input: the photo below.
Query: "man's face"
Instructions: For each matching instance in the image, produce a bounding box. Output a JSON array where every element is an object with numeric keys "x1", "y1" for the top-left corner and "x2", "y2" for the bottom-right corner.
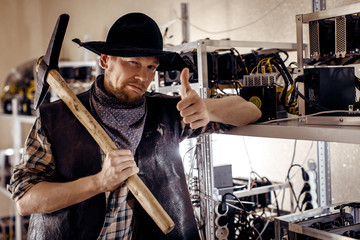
[{"x1": 100, "y1": 54, "x2": 159, "y2": 104}]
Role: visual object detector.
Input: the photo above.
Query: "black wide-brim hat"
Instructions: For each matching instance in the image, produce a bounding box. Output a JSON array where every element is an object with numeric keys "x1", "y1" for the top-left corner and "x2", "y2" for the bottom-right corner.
[{"x1": 73, "y1": 12, "x2": 189, "y2": 71}]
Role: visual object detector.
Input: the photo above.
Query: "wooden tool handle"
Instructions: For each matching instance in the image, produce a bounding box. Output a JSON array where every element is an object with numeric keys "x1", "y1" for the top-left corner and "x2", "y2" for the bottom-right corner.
[{"x1": 46, "y1": 69, "x2": 175, "y2": 234}]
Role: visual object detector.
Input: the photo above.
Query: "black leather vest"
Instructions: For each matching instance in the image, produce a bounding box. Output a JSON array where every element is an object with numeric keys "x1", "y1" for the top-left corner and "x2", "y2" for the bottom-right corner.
[{"x1": 28, "y1": 90, "x2": 200, "y2": 240}]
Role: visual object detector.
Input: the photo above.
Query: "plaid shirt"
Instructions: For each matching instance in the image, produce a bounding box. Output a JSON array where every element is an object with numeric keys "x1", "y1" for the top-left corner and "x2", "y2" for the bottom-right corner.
[
  {"x1": 8, "y1": 95, "x2": 235, "y2": 239},
  {"x1": 8, "y1": 117, "x2": 134, "y2": 240}
]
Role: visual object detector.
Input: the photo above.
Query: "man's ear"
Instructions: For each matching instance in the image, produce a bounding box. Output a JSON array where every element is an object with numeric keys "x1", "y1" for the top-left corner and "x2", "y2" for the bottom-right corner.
[{"x1": 99, "y1": 54, "x2": 108, "y2": 69}]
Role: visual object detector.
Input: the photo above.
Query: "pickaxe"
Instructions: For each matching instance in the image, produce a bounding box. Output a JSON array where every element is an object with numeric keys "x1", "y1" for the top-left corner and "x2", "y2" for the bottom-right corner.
[{"x1": 34, "y1": 14, "x2": 174, "y2": 234}]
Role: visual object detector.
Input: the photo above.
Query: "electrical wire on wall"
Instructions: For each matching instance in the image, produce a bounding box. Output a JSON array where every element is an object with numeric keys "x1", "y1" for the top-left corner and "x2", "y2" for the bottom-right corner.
[
  {"x1": 242, "y1": 136, "x2": 254, "y2": 175},
  {"x1": 280, "y1": 139, "x2": 297, "y2": 211},
  {"x1": 181, "y1": 0, "x2": 286, "y2": 35}
]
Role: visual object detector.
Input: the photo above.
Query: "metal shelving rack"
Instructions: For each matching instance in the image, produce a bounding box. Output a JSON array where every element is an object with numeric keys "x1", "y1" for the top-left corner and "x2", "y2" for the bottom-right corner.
[
  {"x1": 0, "y1": 58, "x2": 97, "y2": 239},
  {"x1": 156, "y1": 39, "x2": 302, "y2": 240},
  {"x1": 0, "y1": 99, "x2": 36, "y2": 240},
  {"x1": 268, "y1": 4, "x2": 360, "y2": 239},
  {"x1": 295, "y1": 2, "x2": 360, "y2": 121},
  {"x1": 0, "y1": 59, "x2": 97, "y2": 239},
  {"x1": 156, "y1": 36, "x2": 360, "y2": 239},
  {"x1": 296, "y1": 2, "x2": 360, "y2": 74}
]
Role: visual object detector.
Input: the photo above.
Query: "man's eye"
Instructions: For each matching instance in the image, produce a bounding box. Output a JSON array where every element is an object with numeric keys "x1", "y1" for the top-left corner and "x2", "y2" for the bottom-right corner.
[{"x1": 148, "y1": 65, "x2": 157, "y2": 70}]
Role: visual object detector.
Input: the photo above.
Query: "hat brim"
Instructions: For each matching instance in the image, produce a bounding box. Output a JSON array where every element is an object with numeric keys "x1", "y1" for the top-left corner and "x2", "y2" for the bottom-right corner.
[{"x1": 72, "y1": 38, "x2": 190, "y2": 71}]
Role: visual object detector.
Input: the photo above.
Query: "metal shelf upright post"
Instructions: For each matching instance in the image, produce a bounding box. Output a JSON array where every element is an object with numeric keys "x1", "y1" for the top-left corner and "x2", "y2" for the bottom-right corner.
[{"x1": 12, "y1": 98, "x2": 22, "y2": 240}]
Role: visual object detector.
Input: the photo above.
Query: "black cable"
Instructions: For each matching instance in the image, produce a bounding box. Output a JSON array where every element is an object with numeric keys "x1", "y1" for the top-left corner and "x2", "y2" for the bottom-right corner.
[
  {"x1": 269, "y1": 58, "x2": 299, "y2": 114},
  {"x1": 274, "y1": 56, "x2": 293, "y2": 84},
  {"x1": 251, "y1": 171, "x2": 264, "y2": 179},
  {"x1": 300, "y1": 192, "x2": 312, "y2": 211},
  {"x1": 335, "y1": 202, "x2": 360, "y2": 212},
  {"x1": 245, "y1": 171, "x2": 281, "y2": 216},
  {"x1": 299, "y1": 183, "x2": 311, "y2": 195},
  {"x1": 271, "y1": 60, "x2": 289, "y2": 110},
  {"x1": 293, "y1": 76, "x2": 329, "y2": 112},
  {"x1": 286, "y1": 164, "x2": 304, "y2": 212},
  {"x1": 287, "y1": 163, "x2": 302, "y2": 181},
  {"x1": 221, "y1": 192, "x2": 256, "y2": 229},
  {"x1": 276, "y1": 49, "x2": 289, "y2": 62},
  {"x1": 292, "y1": 167, "x2": 310, "y2": 210},
  {"x1": 288, "y1": 181, "x2": 300, "y2": 212},
  {"x1": 262, "y1": 176, "x2": 281, "y2": 216},
  {"x1": 304, "y1": 202, "x2": 313, "y2": 210},
  {"x1": 288, "y1": 62, "x2": 298, "y2": 67},
  {"x1": 275, "y1": 58, "x2": 299, "y2": 110},
  {"x1": 297, "y1": 183, "x2": 311, "y2": 211},
  {"x1": 270, "y1": 56, "x2": 330, "y2": 113},
  {"x1": 231, "y1": 81, "x2": 241, "y2": 95},
  {"x1": 288, "y1": 82, "x2": 298, "y2": 109},
  {"x1": 224, "y1": 187, "x2": 277, "y2": 239},
  {"x1": 222, "y1": 192, "x2": 247, "y2": 211}
]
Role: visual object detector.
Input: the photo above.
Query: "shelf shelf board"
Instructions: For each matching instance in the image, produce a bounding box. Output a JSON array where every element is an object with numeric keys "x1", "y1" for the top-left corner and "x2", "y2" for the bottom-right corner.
[
  {"x1": 0, "y1": 114, "x2": 36, "y2": 124},
  {"x1": 232, "y1": 182, "x2": 289, "y2": 198},
  {"x1": 227, "y1": 118, "x2": 360, "y2": 144},
  {"x1": 164, "y1": 39, "x2": 300, "y2": 52}
]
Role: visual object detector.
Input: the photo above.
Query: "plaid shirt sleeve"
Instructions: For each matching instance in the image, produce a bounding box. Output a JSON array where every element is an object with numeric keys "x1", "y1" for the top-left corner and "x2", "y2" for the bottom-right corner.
[
  {"x1": 180, "y1": 94, "x2": 236, "y2": 140},
  {"x1": 181, "y1": 121, "x2": 235, "y2": 140},
  {"x1": 7, "y1": 117, "x2": 56, "y2": 201}
]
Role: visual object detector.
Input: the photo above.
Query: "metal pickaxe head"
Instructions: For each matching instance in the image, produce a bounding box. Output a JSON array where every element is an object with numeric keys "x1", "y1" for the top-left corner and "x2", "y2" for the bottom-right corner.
[{"x1": 34, "y1": 14, "x2": 69, "y2": 109}]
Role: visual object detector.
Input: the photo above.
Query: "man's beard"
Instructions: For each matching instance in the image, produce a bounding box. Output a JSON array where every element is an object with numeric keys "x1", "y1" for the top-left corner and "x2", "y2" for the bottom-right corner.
[
  {"x1": 104, "y1": 72, "x2": 147, "y2": 105},
  {"x1": 111, "y1": 85, "x2": 145, "y2": 105},
  {"x1": 115, "y1": 92, "x2": 143, "y2": 104}
]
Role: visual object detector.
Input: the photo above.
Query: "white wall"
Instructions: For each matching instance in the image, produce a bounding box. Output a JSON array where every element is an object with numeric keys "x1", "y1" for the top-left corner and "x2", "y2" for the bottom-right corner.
[{"x1": 1, "y1": 0, "x2": 360, "y2": 217}]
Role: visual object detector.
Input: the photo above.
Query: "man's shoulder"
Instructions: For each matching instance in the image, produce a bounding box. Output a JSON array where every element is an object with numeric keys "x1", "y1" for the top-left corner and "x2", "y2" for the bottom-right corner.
[
  {"x1": 39, "y1": 90, "x2": 90, "y2": 112},
  {"x1": 144, "y1": 91, "x2": 181, "y2": 111},
  {"x1": 39, "y1": 90, "x2": 91, "y2": 124},
  {"x1": 145, "y1": 91, "x2": 180, "y2": 99},
  {"x1": 144, "y1": 91, "x2": 181, "y2": 103}
]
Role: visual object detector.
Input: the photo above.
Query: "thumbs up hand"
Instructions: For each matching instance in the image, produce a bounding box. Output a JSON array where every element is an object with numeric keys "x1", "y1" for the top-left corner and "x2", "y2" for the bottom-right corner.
[
  {"x1": 179, "y1": 68, "x2": 193, "y2": 98},
  {"x1": 176, "y1": 68, "x2": 210, "y2": 129}
]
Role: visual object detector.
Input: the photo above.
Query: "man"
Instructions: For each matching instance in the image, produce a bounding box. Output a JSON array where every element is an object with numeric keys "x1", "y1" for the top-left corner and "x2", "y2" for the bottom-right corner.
[{"x1": 8, "y1": 13, "x2": 261, "y2": 240}]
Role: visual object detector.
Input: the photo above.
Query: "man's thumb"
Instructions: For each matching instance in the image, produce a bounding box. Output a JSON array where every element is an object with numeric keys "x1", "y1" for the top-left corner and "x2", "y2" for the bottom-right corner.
[{"x1": 180, "y1": 68, "x2": 191, "y2": 98}]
